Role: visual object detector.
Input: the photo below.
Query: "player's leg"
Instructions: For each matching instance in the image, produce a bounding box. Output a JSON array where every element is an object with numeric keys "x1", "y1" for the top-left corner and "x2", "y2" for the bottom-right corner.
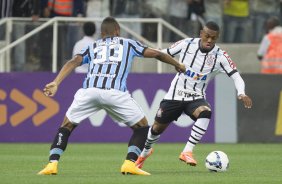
[
  {"x1": 183, "y1": 106, "x2": 211, "y2": 152},
  {"x1": 136, "y1": 121, "x2": 169, "y2": 168},
  {"x1": 48, "y1": 117, "x2": 76, "y2": 162},
  {"x1": 180, "y1": 99, "x2": 212, "y2": 166},
  {"x1": 103, "y1": 90, "x2": 151, "y2": 175},
  {"x1": 136, "y1": 100, "x2": 183, "y2": 168},
  {"x1": 126, "y1": 117, "x2": 150, "y2": 162},
  {"x1": 142, "y1": 121, "x2": 168, "y2": 157},
  {"x1": 120, "y1": 116, "x2": 151, "y2": 175},
  {"x1": 38, "y1": 88, "x2": 100, "y2": 175},
  {"x1": 37, "y1": 117, "x2": 76, "y2": 175}
]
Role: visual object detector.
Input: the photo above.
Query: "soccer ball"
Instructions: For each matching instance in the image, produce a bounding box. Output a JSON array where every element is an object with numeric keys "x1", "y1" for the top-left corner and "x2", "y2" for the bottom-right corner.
[{"x1": 205, "y1": 151, "x2": 229, "y2": 172}]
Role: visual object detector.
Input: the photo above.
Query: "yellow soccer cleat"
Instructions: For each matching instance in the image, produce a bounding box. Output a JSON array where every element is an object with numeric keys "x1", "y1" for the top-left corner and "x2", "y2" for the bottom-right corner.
[
  {"x1": 37, "y1": 162, "x2": 58, "y2": 175},
  {"x1": 179, "y1": 151, "x2": 197, "y2": 166},
  {"x1": 135, "y1": 148, "x2": 153, "y2": 169},
  {"x1": 121, "y1": 160, "x2": 151, "y2": 175}
]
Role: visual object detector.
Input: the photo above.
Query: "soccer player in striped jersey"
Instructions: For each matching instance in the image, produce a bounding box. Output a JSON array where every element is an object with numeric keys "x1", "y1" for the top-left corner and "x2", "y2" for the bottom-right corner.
[
  {"x1": 38, "y1": 17, "x2": 185, "y2": 176},
  {"x1": 136, "y1": 21, "x2": 252, "y2": 169}
]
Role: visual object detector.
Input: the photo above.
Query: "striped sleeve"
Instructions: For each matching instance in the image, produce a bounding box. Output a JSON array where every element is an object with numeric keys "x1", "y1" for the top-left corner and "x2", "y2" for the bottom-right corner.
[
  {"x1": 165, "y1": 39, "x2": 186, "y2": 57},
  {"x1": 219, "y1": 51, "x2": 238, "y2": 77},
  {"x1": 129, "y1": 39, "x2": 147, "y2": 57},
  {"x1": 77, "y1": 44, "x2": 93, "y2": 65}
]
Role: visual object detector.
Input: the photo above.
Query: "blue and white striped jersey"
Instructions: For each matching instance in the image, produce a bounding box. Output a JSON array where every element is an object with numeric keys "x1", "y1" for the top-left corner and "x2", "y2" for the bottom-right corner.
[{"x1": 78, "y1": 37, "x2": 147, "y2": 92}]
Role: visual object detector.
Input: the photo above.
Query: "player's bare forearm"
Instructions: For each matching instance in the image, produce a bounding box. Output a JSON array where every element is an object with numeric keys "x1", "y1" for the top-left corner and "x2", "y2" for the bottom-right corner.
[
  {"x1": 143, "y1": 48, "x2": 185, "y2": 72},
  {"x1": 156, "y1": 52, "x2": 186, "y2": 73},
  {"x1": 53, "y1": 55, "x2": 82, "y2": 85},
  {"x1": 155, "y1": 52, "x2": 176, "y2": 66},
  {"x1": 43, "y1": 56, "x2": 82, "y2": 97}
]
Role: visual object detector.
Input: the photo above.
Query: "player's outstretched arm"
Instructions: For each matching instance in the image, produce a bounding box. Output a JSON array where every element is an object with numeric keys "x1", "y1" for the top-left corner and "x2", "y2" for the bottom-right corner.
[
  {"x1": 143, "y1": 48, "x2": 186, "y2": 73},
  {"x1": 230, "y1": 72, "x2": 252, "y2": 109},
  {"x1": 43, "y1": 55, "x2": 83, "y2": 96}
]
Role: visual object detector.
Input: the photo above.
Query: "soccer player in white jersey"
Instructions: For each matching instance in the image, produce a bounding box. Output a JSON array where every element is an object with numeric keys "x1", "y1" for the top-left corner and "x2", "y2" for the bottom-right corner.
[
  {"x1": 135, "y1": 21, "x2": 253, "y2": 169},
  {"x1": 37, "y1": 17, "x2": 185, "y2": 176}
]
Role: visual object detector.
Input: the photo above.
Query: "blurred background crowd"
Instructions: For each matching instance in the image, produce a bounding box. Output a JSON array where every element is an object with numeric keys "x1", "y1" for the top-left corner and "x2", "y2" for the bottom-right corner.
[{"x1": 0, "y1": 0, "x2": 282, "y2": 72}]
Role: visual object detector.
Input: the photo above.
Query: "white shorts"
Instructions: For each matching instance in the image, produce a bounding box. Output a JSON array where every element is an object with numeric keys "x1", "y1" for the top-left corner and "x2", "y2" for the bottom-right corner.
[{"x1": 66, "y1": 88, "x2": 145, "y2": 127}]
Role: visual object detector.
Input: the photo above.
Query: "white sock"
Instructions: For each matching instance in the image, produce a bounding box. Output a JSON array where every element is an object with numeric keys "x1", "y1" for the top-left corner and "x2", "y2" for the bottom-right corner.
[
  {"x1": 183, "y1": 118, "x2": 210, "y2": 152},
  {"x1": 140, "y1": 127, "x2": 160, "y2": 157}
]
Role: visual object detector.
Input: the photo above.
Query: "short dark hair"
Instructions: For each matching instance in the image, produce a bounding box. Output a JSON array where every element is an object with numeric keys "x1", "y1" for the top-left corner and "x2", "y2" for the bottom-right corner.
[
  {"x1": 267, "y1": 16, "x2": 280, "y2": 28},
  {"x1": 205, "y1": 21, "x2": 220, "y2": 32},
  {"x1": 83, "y1": 22, "x2": 96, "y2": 36},
  {"x1": 101, "y1": 16, "x2": 120, "y2": 35}
]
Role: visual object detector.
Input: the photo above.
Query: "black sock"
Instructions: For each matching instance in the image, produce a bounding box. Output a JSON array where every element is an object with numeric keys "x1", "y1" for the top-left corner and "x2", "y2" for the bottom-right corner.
[
  {"x1": 126, "y1": 126, "x2": 149, "y2": 162},
  {"x1": 49, "y1": 127, "x2": 71, "y2": 161}
]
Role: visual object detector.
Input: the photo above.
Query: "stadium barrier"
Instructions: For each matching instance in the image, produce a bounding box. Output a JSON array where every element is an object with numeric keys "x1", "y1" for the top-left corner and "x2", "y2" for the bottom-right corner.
[
  {"x1": 0, "y1": 17, "x2": 188, "y2": 73},
  {"x1": 0, "y1": 18, "x2": 260, "y2": 74},
  {"x1": 1, "y1": 73, "x2": 281, "y2": 143},
  {"x1": 0, "y1": 72, "x2": 215, "y2": 143}
]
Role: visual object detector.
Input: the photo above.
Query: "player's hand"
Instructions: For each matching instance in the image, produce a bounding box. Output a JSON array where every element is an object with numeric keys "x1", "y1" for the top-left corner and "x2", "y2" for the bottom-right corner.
[
  {"x1": 43, "y1": 81, "x2": 58, "y2": 97},
  {"x1": 175, "y1": 63, "x2": 186, "y2": 73},
  {"x1": 238, "y1": 94, "x2": 252, "y2": 109}
]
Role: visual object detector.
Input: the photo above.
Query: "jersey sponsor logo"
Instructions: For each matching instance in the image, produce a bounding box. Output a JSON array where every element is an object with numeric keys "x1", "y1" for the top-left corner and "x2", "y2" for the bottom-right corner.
[
  {"x1": 88, "y1": 73, "x2": 116, "y2": 78},
  {"x1": 177, "y1": 90, "x2": 199, "y2": 98},
  {"x1": 223, "y1": 51, "x2": 236, "y2": 69},
  {"x1": 185, "y1": 69, "x2": 207, "y2": 81},
  {"x1": 95, "y1": 61, "x2": 120, "y2": 65}
]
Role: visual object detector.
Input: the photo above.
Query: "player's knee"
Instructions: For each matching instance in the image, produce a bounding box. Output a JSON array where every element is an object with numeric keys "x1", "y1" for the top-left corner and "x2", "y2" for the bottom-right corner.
[
  {"x1": 151, "y1": 122, "x2": 167, "y2": 135},
  {"x1": 132, "y1": 117, "x2": 148, "y2": 129},
  {"x1": 131, "y1": 122, "x2": 148, "y2": 130},
  {"x1": 61, "y1": 117, "x2": 77, "y2": 132},
  {"x1": 151, "y1": 127, "x2": 162, "y2": 135},
  {"x1": 198, "y1": 110, "x2": 212, "y2": 119},
  {"x1": 133, "y1": 126, "x2": 150, "y2": 136},
  {"x1": 61, "y1": 123, "x2": 76, "y2": 132}
]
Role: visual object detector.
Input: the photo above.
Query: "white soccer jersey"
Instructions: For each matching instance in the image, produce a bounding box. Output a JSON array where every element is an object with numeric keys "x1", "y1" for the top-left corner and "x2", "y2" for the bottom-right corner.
[{"x1": 164, "y1": 38, "x2": 238, "y2": 101}]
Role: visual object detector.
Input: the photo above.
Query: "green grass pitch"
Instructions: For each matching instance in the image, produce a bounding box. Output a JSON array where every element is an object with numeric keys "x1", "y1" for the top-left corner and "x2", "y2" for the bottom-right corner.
[{"x1": 0, "y1": 143, "x2": 281, "y2": 184}]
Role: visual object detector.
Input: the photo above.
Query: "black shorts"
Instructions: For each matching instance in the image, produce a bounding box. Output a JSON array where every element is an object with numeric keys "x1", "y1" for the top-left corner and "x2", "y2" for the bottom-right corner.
[{"x1": 155, "y1": 99, "x2": 211, "y2": 124}]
